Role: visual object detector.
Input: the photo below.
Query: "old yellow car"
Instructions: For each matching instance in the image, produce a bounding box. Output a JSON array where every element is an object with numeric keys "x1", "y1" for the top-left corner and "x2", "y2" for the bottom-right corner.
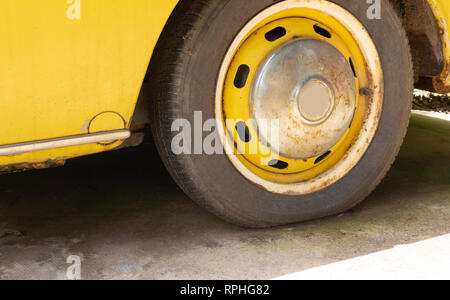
[{"x1": 1, "y1": 0, "x2": 449, "y2": 227}]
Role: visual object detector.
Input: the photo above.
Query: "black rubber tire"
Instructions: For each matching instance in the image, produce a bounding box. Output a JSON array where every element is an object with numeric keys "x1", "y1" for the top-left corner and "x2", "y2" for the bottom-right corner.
[{"x1": 149, "y1": 0, "x2": 413, "y2": 228}]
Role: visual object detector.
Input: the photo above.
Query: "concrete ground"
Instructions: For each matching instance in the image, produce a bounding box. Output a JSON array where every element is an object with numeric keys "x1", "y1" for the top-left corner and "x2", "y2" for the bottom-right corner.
[{"x1": 0, "y1": 112, "x2": 449, "y2": 280}]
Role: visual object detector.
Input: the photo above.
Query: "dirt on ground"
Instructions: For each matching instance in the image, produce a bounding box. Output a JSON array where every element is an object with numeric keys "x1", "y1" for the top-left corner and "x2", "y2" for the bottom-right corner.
[{"x1": 0, "y1": 112, "x2": 449, "y2": 280}]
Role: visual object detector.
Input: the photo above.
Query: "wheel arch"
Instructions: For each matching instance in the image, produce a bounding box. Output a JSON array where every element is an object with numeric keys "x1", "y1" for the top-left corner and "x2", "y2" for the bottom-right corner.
[
  {"x1": 128, "y1": 0, "x2": 184, "y2": 134},
  {"x1": 391, "y1": 0, "x2": 444, "y2": 77},
  {"x1": 134, "y1": 0, "x2": 448, "y2": 127}
]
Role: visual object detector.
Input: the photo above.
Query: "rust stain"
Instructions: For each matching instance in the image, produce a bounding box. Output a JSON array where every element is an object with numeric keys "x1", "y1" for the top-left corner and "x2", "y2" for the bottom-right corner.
[{"x1": 0, "y1": 159, "x2": 66, "y2": 174}]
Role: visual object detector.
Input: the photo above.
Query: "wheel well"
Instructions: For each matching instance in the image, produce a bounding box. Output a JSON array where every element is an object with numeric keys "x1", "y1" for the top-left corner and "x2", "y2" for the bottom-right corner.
[
  {"x1": 133, "y1": 0, "x2": 446, "y2": 128},
  {"x1": 391, "y1": 0, "x2": 444, "y2": 78}
]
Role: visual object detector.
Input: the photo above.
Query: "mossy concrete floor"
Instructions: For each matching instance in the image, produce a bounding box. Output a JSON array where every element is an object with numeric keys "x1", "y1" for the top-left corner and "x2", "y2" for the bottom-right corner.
[{"x1": 0, "y1": 112, "x2": 449, "y2": 280}]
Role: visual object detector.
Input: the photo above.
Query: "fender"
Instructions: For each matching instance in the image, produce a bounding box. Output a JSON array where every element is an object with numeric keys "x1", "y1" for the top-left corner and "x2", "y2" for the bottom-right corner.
[{"x1": 427, "y1": 0, "x2": 450, "y2": 85}]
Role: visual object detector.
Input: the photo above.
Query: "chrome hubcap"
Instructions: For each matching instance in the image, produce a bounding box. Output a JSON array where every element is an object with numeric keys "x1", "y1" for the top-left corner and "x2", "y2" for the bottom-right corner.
[{"x1": 251, "y1": 38, "x2": 357, "y2": 159}]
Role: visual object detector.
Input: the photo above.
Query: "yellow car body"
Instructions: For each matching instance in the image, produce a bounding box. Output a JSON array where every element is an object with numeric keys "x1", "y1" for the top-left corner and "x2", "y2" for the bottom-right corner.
[
  {"x1": 0, "y1": 0, "x2": 178, "y2": 170},
  {"x1": 0, "y1": 0, "x2": 448, "y2": 171}
]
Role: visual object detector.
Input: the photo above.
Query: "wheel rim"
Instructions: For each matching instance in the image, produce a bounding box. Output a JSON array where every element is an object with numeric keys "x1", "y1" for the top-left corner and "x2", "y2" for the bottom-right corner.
[{"x1": 215, "y1": 0, "x2": 383, "y2": 195}]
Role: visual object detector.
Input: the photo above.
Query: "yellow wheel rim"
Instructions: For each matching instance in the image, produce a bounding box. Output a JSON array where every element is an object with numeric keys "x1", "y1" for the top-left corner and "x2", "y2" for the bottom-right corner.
[{"x1": 216, "y1": 0, "x2": 383, "y2": 195}]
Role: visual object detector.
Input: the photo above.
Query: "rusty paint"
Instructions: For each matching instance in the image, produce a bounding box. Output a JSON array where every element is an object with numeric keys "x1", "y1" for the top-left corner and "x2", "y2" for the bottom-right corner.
[
  {"x1": 0, "y1": 159, "x2": 66, "y2": 174},
  {"x1": 427, "y1": 0, "x2": 450, "y2": 85}
]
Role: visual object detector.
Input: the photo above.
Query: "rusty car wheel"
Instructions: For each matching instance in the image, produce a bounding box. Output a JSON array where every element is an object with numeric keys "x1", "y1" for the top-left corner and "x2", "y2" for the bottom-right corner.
[{"x1": 150, "y1": 0, "x2": 413, "y2": 227}]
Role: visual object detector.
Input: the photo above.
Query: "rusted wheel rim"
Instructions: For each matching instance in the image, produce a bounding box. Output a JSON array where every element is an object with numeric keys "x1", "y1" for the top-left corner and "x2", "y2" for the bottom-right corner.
[{"x1": 215, "y1": 0, "x2": 383, "y2": 195}]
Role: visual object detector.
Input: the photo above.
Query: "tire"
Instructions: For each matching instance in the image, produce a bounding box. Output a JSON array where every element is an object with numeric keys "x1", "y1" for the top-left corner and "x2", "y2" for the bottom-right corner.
[{"x1": 149, "y1": 0, "x2": 413, "y2": 228}]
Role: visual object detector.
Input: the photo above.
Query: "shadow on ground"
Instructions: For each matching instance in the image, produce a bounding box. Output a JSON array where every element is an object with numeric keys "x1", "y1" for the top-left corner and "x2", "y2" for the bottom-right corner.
[{"x1": 0, "y1": 113, "x2": 449, "y2": 279}]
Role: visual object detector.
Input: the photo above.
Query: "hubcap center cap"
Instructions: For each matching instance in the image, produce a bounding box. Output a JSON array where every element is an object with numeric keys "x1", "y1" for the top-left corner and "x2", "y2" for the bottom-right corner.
[{"x1": 297, "y1": 80, "x2": 334, "y2": 124}]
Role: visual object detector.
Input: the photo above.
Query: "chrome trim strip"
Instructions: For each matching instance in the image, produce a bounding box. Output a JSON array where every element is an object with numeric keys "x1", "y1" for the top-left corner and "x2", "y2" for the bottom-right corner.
[{"x1": 0, "y1": 129, "x2": 131, "y2": 156}]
